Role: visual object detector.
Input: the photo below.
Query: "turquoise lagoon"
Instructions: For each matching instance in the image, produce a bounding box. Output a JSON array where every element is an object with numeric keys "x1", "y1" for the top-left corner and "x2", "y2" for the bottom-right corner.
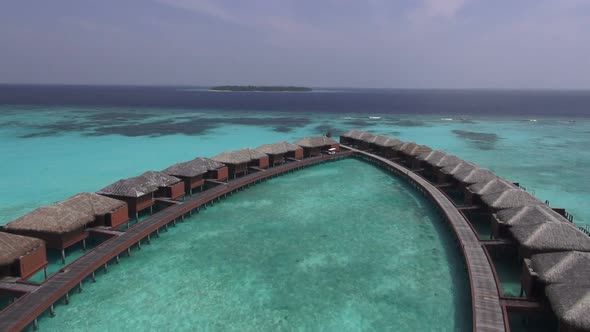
[
  {"x1": 24, "y1": 159, "x2": 470, "y2": 331},
  {"x1": 1, "y1": 105, "x2": 589, "y2": 330}
]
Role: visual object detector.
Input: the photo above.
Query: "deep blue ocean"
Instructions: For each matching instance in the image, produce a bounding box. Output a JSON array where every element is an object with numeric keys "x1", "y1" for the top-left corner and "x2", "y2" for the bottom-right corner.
[{"x1": 2, "y1": 84, "x2": 590, "y2": 116}]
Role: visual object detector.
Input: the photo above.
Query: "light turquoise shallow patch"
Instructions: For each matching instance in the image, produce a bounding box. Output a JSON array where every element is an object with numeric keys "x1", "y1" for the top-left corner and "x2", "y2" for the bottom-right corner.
[{"x1": 29, "y1": 159, "x2": 470, "y2": 331}]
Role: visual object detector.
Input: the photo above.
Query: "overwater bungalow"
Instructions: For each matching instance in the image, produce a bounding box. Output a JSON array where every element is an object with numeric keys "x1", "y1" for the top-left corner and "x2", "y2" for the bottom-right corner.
[
  {"x1": 3, "y1": 205, "x2": 94, "y2": 263},
  {"x1": 212, "y1": 148, "x2": 269, "y2": 179},
  {"x1": 491, "y1": 204, "x2": 564, "y2": 239},
  {"x1": 398, "y1": 143, "x2": 433, "y2": 169},
  {"x1": 294, "y1": 137, "x2": 339, "y2": 157},
  {"x1": 521, "y1": 251, "x2": 590, "y2": 298},
  {"x1": 480, "y1": 188, "x2": 541, "y2": 212},
  {"x1": 356, "y1": 133, "x2": 377, "y2": 150},
  {"x1": 340, "y1": 130, "x2": 368, "y2": 147},
  {"x1": 424, "y1": 154, "x2": 463, "y2": 184},
  {"x1": 438, "y1": 161, "x2": 476, "y2": 185},
  {"x1": 464, "y1": 177, "x2": 516, "y2": 206},
  {"x1": 0, "y1": 232, "x2": 47, "y2": 279},
  {"x1": 508, "y1": 222, "x2": 590, "y2": 258},
  {"x1": 97, "y1": 177, "x2": 157, "y2": 220},
  {"x1": 452, "y1": 166, "x2": 497, "y2": 195},
  {"x1": 255, "y1": 141, "x2": 304, "y2": 165},
  {"x1": 60, "y1": 193, "x2": 129, "y2": 229},
  {"x1": 163, "y1": 157, "x2": 228, "y2": 195},
  {"x1": 416, "y1": 150, "x2": 447, "y2": 178},
  {"x1": 545, "y1": 283, "x2": 590, "y2": 332},
  {"x1": 367, "y1": 135, "x2": 403, "y2": 158}
]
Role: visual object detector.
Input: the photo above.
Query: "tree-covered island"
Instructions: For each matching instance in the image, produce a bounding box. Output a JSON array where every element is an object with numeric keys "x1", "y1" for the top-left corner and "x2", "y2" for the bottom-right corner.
[{"x1": 210, "y1": 85, "x2": 312, "y2": 92}]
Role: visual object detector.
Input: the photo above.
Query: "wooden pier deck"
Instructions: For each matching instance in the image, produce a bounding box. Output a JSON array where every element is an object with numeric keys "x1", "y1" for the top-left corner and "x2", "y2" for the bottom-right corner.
[
  {"x1": 0, "y1": 151, "x2": 352, "y2": 332},
  {"x1": 347, "y1": 146, "x2": 506, "y2": 332}
]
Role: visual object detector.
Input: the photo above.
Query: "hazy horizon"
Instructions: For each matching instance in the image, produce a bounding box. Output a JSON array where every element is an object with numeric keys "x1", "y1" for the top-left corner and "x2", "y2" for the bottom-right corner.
[{"x1": 1, "y1": 0, "x2": 590, "y2": 89}]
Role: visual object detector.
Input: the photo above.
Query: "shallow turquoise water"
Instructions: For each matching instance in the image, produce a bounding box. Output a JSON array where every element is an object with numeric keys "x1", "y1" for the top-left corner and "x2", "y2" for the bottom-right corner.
[
  {"x1": 1, "y1": 106, "x2": 588, "y2": 227},
  {"x1": 26, "y1": 159, "x2": 470, "y2": 331}
]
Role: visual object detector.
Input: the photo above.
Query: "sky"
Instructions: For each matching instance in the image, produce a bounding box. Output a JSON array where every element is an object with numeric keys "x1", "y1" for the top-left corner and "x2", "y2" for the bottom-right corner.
[{"x1": 1, "y1": 0, "x2": 589, "y2": 89}]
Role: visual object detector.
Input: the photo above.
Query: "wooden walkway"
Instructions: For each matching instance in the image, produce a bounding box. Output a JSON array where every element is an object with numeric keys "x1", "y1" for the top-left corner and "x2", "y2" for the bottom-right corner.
[
  {"x1": 347, "y1": 146, "x2": 506, "y2": 332},
  {"x1": 0, "y1": 151, "x2": 352, "y2": 332}
]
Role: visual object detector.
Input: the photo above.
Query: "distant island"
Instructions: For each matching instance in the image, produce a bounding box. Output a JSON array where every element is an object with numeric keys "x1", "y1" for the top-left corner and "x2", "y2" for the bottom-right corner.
[{"x1": 210, "y1": 85, "x2": 312, "y2": 92}]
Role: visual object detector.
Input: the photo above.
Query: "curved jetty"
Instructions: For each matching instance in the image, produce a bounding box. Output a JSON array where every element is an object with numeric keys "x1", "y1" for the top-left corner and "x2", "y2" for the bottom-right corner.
[{"x1": 1, "y1": 132, "x2": 588, "y2": 331}]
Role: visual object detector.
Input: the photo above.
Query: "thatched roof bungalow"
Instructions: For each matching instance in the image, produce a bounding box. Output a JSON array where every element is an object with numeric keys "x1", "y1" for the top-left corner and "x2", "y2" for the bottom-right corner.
[
  {"x1": 480, "y1": 188, "x2": 541, "y2": 212},
  {"x1": 396, "y1": 143, "x2": 433, "y2": 169},
  {"x1": 164, "y1": 157, "x2": 228, "y2": 195},
  {"x1": 545, "y1": 283, "x2": 590, "y2": 332},
  {"x1": 508, "y1": 222, "x2": 590, "y2": 257},
  {"x1": 98, "y1": 171, "x2": 183, "y2": 218},
  {"x1": 464, "y1": 177, "x2": 516, "y2": 206},
  {"x1": 491, "y1": 204, "x2": 564, "y2": 238},
  {"x1": 340, "y1": 130, "x2": 374, "y2": 149},
  {"x1": 4, "y1": 204, "x2": 94, "y2": 262},
  {"x1": 212, "y1": 148, "x2": 269, "y2": 178},
  {"x1": 367, "y1": 135, "x2": 403, "y2": 158},
  {"x1": 59, "y1": 193, "x2": 129, "y2": 229},
  {"x1": 294, "y1": 137, "x2": 339, "y2": 157},
  {"x1": 255, "y1": 141, "x2": 304, "y2": 165},
  {"x1": 0, "y1": 232, "x2": 47, "y2": 279},
  {"x1": 532, "y1": 251, "x2": 590, "y2": 286}
]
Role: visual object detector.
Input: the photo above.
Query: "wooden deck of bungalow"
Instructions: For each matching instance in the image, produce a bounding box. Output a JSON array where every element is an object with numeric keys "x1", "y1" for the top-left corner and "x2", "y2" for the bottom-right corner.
[
  {"x1": 346, "y1": 146, "x2": 506, "y2": 332},
  {"x1": 0, "y1": 151, "x2": 352, "y2": 332}
]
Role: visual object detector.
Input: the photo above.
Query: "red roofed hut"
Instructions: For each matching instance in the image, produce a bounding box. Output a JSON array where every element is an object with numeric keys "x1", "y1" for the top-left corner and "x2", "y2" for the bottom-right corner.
[
  {"x1": 0, "y1": 232, "x2": 47, "y2": 279},
  {"x1": 163, "y1": 157, "x2": 228, "y2": 195},
  {"x1": 212, "y1": 148, "x2": 269, "y2": 179},
  {"x1": 294, "y1": 137, "x2": 339, "y2": 157},
  {"x1": 255, "y1": 141, "x2": 304, "y2": 165}
]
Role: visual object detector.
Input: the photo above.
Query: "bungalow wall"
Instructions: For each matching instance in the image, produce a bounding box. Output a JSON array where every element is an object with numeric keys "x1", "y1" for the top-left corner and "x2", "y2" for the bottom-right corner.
[
  {"x1": 206, "y1": 167, "x2": 228, "y2": 182},
  {"x1": 93, "y1": 204, "x2": 130, "y2": 229},
  {"x1": 228, "y1": 163, "x2": 249, "y2": 178},
  {"x1": 99, "y1": 193, "x2": 154, "y2": 217},
  {"x1": 340, "y1": 137, "x2": 353, "y2": 145},
  {"x1": 5, "y1": 229, "x2": 88, "y2": 251},
  {"x1": 330, "y1": 143, "x2": 340, "y2": 152},
  {"x1": 257, "y1": 156, "x2": 270, "y2": 169},
  {"x1": 0, "y1": 244, "x2": 47, "y2": 279},
  {"x1": 268, "y1": 153, "x2": 285, "y2": 165},
  {"x1": 155, "y1": 182, "x2": 185, "y2": 200},
  {"x1": 303, "y1": 147, "x2": 321, "y2": 157}
]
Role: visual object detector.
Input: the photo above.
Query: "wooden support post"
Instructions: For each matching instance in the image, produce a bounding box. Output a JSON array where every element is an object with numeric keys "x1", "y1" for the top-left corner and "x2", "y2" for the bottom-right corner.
[
  {"x1": 44, "y1": 267, "x2": 48, "y2": 280},
  {"x1": 82, "y1": 239, "x2": 87, "y2": 251},
  {"x1": 61, "y1": 249, "x2": 66, "y2": 264},
  {"x1": 137, "y1": 240, "x2": 142, "y2": 249},
  {"x1": 104, "y1": 263, "x2": 109, "y2": 273},
  {"x1": 135, "y1": 212, "x2": 139, "y2": 223},
  {"x1": 79, "y1": 281, "x2": 83, "y2": 293},
  {"x1": 65, "y1": 292, "x2": 70, "y2": 305},
  {"x1": 50, "y1": 304, "x2": 55, "y2": 317},
  {"x1": 116, "y1": 255, "x2": 120, "y2": 264},
  {"x1": 92, "y1": 272, "x2": 96, "y2": 282},
  {"x1": 150, "y1": 205, "x2": 153, "y2": 215},
  {"x1": 33, "y1": 318, "x2": 39, "y2": 330},
  {"x1": 127, "y1": 248, "x2": 131, "y2": 256},
  {"x1": 147, "y1": 234, "x2": 151, "y2": 244},
  {"x1": 156, "y1": 229, "x2": 160, "y2": 237}
]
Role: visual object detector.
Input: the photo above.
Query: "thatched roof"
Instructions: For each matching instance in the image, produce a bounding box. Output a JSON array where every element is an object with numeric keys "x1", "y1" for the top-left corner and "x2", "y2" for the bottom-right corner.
[
  {"x1": 97, "y1": 171, "x2": 180, "y2": 198},
  {"x1": 294, "y1": 136, "x2": 338, "y2": 148},
  {"x1": 5, "y1": 205, "x2": 95, "y2": 235},
  {"x1": 531, "y1": 251, "x2": 590, "y2": 285},
  {"x1": 417, "y1": 150, "x2": 447, "y2": 163},
  {"x1": 0, "y1": 232, "x2": 44, "y2": 267},
  {"x1": 441, "y1": 161, "x2": 476, "y2": 176},
  {"x1": 255, "y1": 141, "x2": 302, "y2": 155},
  {"x1": 546, "y1": 283, "x2": 590, "y2": 331},
  {"x1": 468, "y1": 178, "x2": 516, "y2": 196},
  {"x1": 163, "y1": 157, "x2": 225, "y2": 178},
  {"x1": 426, "y1": 154, "x2": 462, "y2": 168},
  {"x1": 509, "y1": 222, "x2": 590, "y2": 253},
  {"x1": 397, "y1": 141, "x2": 417, "y2": 152},
  {"x1": 496, "y1": 204, "x2": 565, "y2": 227},
  {"x1": 211, "y1": 148, "x2": 267, "y2": 165},
  {"x1": 341, "y1": 130, "x2": 366, "y2": 139},
  {"x1": 370, "y1": 135, "x2": 403, "y2": 148},
  {"x1": 452, "y1": 167, "x2": 497, "y2": 185},
  {"x1": 481, "y1": 188, "x2": 541, "y2": 210},
  {"x1": 59, "y1": 193, "x2": 126, "y2": 217},
  {"x1": 406, "y1": 144, "x2": 433, "y2": 157}
]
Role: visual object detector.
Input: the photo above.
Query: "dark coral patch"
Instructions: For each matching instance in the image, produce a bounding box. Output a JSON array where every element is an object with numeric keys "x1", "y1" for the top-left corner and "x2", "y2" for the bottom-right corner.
[{"x1": 452, "y1": 130, "x2": 500, "y2": 150}]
